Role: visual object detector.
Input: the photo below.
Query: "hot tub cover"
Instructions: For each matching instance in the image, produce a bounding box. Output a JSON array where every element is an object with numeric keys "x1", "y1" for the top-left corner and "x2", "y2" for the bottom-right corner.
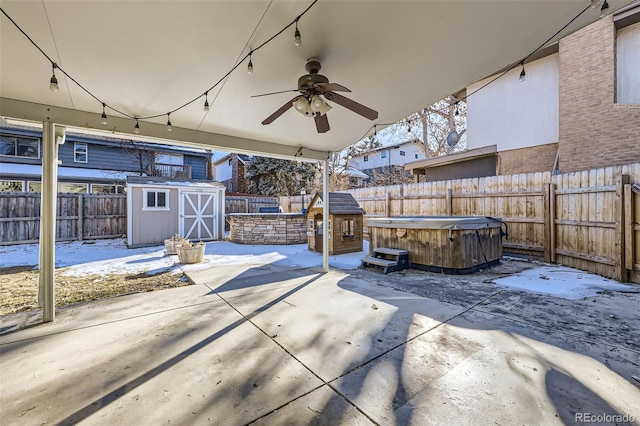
[{"x1": 367, "y1": 216, "x2": 503, "y2": 230}]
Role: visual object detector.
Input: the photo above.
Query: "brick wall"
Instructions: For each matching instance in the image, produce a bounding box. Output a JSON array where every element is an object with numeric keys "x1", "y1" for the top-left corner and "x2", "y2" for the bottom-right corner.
[
  {"x1": 559, "y1": 16, "x2": 640, "y2": 172},
  {"x1": 498, "y1": 143, "x2": 558, "y2": 175},
  {"x1": 229, "y1": 213, "x2": 307, "y2": 245}
]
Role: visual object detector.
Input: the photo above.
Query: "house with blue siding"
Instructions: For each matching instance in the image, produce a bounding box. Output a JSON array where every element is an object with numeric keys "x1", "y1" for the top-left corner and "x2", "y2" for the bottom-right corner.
[{"x1": 0, "y1": 118, "x2": 213, "y2": 193}]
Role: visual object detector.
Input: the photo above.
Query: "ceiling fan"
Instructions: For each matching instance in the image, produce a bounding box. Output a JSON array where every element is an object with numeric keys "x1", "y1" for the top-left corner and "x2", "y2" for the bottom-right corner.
[{"x1": 253, "y1": 58, "x2": 378, "y2": 133}]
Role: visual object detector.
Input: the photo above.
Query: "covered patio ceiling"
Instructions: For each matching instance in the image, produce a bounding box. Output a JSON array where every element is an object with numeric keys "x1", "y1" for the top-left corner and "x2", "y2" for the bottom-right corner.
[{"x1": 0, "y1": 0, "x2": 633, "y2": 161}]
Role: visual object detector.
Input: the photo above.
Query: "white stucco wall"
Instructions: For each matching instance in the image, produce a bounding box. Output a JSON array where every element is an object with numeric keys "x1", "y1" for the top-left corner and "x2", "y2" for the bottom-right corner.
[
  {"x1": 466, "y1": 54, "x2": 559, "y2": 151},
  {"x1": 617, "y1": 22, "x2": 640, "y2": 104}
]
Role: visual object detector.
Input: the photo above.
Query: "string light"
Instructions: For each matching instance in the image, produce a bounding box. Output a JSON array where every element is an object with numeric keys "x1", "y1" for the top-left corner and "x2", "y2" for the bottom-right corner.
[
  {"x1": 455, "y1": 103, "x2": 460, "y2": 116},
  {"x1": 294, "y1": 18, "x2": 302, "y2": 47},
  {"x1": 406, "y1": 120, "x2": 411, "y2": 133},
  {"x1": 49, "y1": 62, "x2": 59, "y2": 92},
  {"x1": 600, "y1": 0, "x2": 610, "y2": 17},
  {"x1": 166, "y1": 113, "x2": 172, "y2": 132},
  {"x1": 101, "y1": 103, "x2": 108, "y2": 125},
  {"x1": 203, "y1": 91, "x2": 210, "y2": 112},
  {"x1": 247, "y1": 51, "x2": 254, "y2": 75},
  {"x1": 519, "y1": 61, "x2": 526, "y2": 82},
  {"x1": 590, "y1": 0, "x2": 601, "y2": 9},
  {"x1": 134, "y1": 119, "x2": 140, "y2": 134}
]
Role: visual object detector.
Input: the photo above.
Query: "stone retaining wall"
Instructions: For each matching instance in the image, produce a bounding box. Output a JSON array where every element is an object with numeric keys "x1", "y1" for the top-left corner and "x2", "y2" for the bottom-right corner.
[{"x1": 228, "y1": 213, "x2": 307, "y2": 245}]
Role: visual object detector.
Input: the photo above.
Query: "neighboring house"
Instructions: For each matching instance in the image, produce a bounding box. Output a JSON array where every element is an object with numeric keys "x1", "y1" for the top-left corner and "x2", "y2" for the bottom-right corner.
[
  {"x1": 213, "y1": 153, "x2": 251, "y2": 193},
  {"x1": 349, "y1": 140, "x2": 425, "y2": 178},
  {"x1": 406, "y1": 4, "x2": 640, "y2": 181},
  {"x1": 333, "y1": 165, "x2": 369, "y2": 189},
  {"x1": 0, "y1": 119, "x2": 214, "y2": 193}
]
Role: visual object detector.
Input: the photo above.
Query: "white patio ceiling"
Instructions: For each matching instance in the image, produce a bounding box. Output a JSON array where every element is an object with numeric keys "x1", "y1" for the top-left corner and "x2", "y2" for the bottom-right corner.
[{"x1": 0, "y1": 0, "x2": 633, "y2": 161}]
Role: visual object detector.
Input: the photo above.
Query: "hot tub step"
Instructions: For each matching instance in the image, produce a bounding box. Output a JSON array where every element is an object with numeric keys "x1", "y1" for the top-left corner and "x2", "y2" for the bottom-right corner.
[
  {"x1": 374, "y1": 248, "x2": 409, "y2": 256},
  {"x1": 361, "y1": 247, "x2": 410, "y2": 274}
]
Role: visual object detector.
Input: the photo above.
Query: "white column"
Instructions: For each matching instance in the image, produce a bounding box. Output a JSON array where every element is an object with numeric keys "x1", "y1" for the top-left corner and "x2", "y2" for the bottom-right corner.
[
  {"x1": 38, "y1": 122, "x2": 62, "y2": 323},
  {"x1": 323, "y1": 158, "x2": 329, "y2": 272}
]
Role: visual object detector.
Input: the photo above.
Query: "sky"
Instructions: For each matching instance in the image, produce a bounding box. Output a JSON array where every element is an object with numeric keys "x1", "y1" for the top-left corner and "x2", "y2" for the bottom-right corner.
[{"x1": 1, "y1": 239, "x2": 632, "y2": 301}]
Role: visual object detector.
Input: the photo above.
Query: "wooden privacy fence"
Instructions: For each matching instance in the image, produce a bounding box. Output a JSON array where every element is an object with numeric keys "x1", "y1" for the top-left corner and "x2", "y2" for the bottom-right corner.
[
  {"x1": 0, "y1": 193, "x2": 126, "y2": 245},
  {"x1": 224, "y1": 196, "x2": 279, "y2": 230},
  {"x1": 279, "y1": 163, "x2": 640, "y2": 283}
]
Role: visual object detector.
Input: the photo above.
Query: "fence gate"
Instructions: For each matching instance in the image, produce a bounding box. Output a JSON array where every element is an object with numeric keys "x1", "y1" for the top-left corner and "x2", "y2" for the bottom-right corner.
[{"x1": 180, "y1": 191, "x2": 219, "y2": 241}]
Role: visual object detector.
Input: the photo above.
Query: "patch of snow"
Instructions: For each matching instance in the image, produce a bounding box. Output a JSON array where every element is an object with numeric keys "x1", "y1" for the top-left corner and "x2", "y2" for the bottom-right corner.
[
  {"x1": 0, "y1": 239, "x2": 367, "y2": 276},
  {"x1": 493, "y1": 265, "x2": 632, "y2": 299}
]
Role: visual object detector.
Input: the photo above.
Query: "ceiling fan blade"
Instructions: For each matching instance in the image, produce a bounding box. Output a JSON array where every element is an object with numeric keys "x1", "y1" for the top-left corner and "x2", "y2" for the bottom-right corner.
[
  {"x1": 315, "y1": 82, "x2": 351, "y2": 93},
  {"x1": 262, "y1": 96, "x2": 301, "y2": 125},
  {"x1": 324, "y1": 92, "x2": 378, "y2": 121},
  {"x1": 252, "y1": 89, "x2": 299, "y2": 98},
  {"x1": 314, "y1": 113, "x2": 330, "y2": 133}
]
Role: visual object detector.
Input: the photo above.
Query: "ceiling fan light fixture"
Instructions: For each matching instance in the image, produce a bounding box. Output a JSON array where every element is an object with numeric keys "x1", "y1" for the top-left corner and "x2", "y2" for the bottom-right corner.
[
  {"x1": 293, "y1": 97, "x2": 311, "y2": 116},
  {"x1": 310, "y1": 95, "x2": 332, "y2": 115}
]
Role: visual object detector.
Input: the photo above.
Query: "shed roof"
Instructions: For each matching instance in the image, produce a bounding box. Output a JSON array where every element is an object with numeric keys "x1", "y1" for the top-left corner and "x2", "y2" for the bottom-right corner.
[
  {"x1": 312, "y1": 192, "x2": 365, "y2": 215},
  {"x1": 126, "y1": 176, "x2": 225, "y2": 188}
]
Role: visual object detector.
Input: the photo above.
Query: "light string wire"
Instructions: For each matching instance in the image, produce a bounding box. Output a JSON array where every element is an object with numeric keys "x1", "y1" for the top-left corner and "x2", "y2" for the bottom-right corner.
[
  {"x1": 355, "y1": 2, "x2": 594, "y2": 143},
  {"x1": 0, "y1": 0, "x2": 318, "y2": 122}
]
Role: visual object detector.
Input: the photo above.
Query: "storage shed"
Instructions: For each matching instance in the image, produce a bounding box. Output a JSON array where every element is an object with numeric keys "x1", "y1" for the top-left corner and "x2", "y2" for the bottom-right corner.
[
  {"x1": 306, "y1": 192, "x2": 365, "y2": 255},
  {"x1": 126, "y1": 176, "x2": 225, "y2": 248}
]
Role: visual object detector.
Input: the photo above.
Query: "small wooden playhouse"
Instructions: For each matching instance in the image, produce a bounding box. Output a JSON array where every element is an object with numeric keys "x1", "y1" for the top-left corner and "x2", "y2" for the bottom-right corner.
[{"x1": 306, "y1": 192, "x2": 365, "y2": 255}]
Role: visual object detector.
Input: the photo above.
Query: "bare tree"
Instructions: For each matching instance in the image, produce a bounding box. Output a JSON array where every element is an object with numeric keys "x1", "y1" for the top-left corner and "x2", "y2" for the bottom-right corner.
[
  {"x1": 389, "y1": 95, "x2": 467, "y2": 158},
  {"x1": 119, "y1": 140, "x2": 154, "y2": 176}
]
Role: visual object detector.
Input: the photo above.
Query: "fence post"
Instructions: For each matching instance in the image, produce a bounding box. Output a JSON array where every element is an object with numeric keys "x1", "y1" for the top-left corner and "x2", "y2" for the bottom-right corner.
[
  {"x1": 385, "y1": 192, "x2": 390, "y2": 217},
  {"x1": 245, "y1": 198, "x2": 249, "y2": 213},
  {"x1": 543, "y1": 183, "x2": 551, "y2": 262},
  {"x1": 624, "y1": 184, "x2": 634, "y2": 273},
  {"x1": 77, "y1": 194, "x2": 84, "y2": 241},
  {"x1": 615, "y1": 174, "x2": 629, "y2": 282},
  {"x1": 549, "y1": 182, "x2": 557, "y2": 263},
  {"x1": 446, "y1": 188, "x2": 453, "y2": 216}
]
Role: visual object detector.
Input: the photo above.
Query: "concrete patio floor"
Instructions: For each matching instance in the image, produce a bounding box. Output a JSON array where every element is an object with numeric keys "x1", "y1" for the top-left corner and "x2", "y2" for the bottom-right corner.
[{"x1": 1, "y1": 262, "x2": 639, "y2": 425}]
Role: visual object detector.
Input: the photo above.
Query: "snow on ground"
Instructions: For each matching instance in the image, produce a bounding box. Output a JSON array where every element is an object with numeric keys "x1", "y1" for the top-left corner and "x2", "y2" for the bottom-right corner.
[
  {"x1": 493, "y1": 265, "x2": 633, "y2": 300},
  {"x1": 0, "y1": 238, "x2": 366, "y2": 276},
  {"x1": 1, "y1": 238, "x2": 630, "y2": 300}
]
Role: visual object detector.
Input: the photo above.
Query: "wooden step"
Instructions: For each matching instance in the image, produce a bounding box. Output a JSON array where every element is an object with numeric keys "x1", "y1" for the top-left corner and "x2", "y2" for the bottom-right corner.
[
  {"x1": 373, "y1": 247, "x2": 409, "y2": 256},
  {"x1": 361, "y1": 256, "x2": 398, "y2": 268}
]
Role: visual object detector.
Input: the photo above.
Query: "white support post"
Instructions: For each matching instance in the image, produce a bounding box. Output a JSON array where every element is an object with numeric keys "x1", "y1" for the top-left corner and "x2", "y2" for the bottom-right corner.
[
  {"x1": 38, "y1": 122, "x2": 62, "y2": 323},
  {"x1": 323, "y1": 158, "x2": 329, "y2": 272}
]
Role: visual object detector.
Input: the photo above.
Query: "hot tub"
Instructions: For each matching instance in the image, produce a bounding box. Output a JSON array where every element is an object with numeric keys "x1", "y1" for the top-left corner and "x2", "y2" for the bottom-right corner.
[{"x1": 367, "y1": 216, "x2": 504, "y2": 274}]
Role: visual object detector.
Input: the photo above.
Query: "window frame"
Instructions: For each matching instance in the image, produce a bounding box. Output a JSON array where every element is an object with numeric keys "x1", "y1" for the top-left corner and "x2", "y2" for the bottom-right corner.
[
  {"x1": 399, "y1": 150, "x2": 406, "y2": 156},
  {"x1": 142, "y1": 188, "x2": 170, "y2": 211},
  {"x1": 0, "y1": 134, "x2": 40, "y2": 159},
  {"x1": 381, "y1": 150, "x2": 388, "y2": 159},
  {"x1": 0, "y1": 180, "x2": 25, "y2": 192},
  {"x1": 342, "y1": 218, "x2": 355, "y2": 240},
  {"x1": 74, "y1": 142, "x2": 88, "y2": 163},
  {"x1": 363, "y1": 155, "x2": 369, "y2": 162}
]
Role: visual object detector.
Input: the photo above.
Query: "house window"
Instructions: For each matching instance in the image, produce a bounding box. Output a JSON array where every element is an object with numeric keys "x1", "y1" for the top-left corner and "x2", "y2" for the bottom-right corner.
[
  {"x1": 342, "y1": 218, "x2": 355, "y2": 240},
  {"x1": 399, "y1": 150, "x2": 406, "y2": 156},
  {"x1": 228, "y1": 158, "x2": 232, "y2": 166},
  {"x1": 0, "y1": 180, "x2": 24, "y2": 192},
  {"x1": 381, "y1": 150, "x2": 387, "y2": 159},
  {"x1": 91, "y1": 184, "x2": 125, "y2": 194},
  {"x1": 143, "y1": 189, "x2": 169, "y2": 210},
  {"x1": 74, "y1": 142, "x2": 88, "y2": 163},
  {"x1": 415, "y1": 153, "x2": 419, "y2": 159},
  {"x1": 59, "y1": 183, "x2": 88, "y2": 193},
  {"x1": 363, "y1": 155, "x2": 369, "y2": 162},
  {"x1": 0, "y1": 134, "x2": 39, "y2": 158}
]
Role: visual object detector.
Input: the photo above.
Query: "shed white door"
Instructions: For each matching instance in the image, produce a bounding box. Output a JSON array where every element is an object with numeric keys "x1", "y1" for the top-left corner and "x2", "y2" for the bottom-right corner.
[{"x1": 180, "y1": 191, "x2": 218, "y2": 240}]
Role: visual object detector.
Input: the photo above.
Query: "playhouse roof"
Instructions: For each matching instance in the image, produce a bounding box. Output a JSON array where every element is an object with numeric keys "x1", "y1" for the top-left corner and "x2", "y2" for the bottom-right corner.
[{"x1": 312, "y1": 192, "x2": 365, "y2": 215}]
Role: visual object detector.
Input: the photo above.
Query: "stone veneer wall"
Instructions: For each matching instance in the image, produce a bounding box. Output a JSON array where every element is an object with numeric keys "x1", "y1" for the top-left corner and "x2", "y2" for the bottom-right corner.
[{"x1": 229, "y1": 213, "x2": 307, "y2": 245}]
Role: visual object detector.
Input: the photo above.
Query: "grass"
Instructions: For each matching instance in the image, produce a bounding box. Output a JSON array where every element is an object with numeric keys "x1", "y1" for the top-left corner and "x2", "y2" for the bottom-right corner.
[{"x1": 0, "y1": 266, "x2": 190, "y2": 316}]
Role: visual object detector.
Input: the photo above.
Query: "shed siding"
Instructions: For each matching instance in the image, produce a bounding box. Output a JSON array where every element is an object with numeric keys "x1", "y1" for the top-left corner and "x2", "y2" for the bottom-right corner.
[{"x1": 130, "y1": 187, "x2": 179, "y2": 246}]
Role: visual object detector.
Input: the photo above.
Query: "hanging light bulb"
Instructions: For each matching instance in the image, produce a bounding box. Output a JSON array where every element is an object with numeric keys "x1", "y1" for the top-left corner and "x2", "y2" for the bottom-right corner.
[
  {"x1": 100, "y1": 103, "x2": 108, "y2": 125},
  {"x1": 374, "y1": 125, "x2": 377, "y2": 137},
  {"x1": 134, "y1": 119, "x2": 140, "y2": 134},
  {"x1": 166, "y1": 113, "x2": 172, "y2": 132},
  {"x1": 294, "y1": 20, "x2": 302, "y2": 47},
  {"x1": 49, "y1": 63, "x2": 59, "y2": 92},
  {"x1": 204, "y1": 92, "x2": 210, "y2": 112},
  {"x1": 519, "y1": 62, "x2": 526, "y2": 82},
  {"x1": 455, "y1": 103, "x2": 460, "y2": 116},
  {"x1": 407, "y1": 120, "x2": 411, "y2": 133},
  {"x1": 590, "y1": 0, "x2": 601, "y2": 9},
  {"x1": 247, "y1": 51, "x2": 253, "y2": 74},
  {"x1": 600, "y1": 0, "x2": 610, "y2": 17}
]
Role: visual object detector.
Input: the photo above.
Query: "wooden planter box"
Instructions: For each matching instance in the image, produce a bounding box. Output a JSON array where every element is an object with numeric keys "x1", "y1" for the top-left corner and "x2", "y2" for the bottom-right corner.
[{"x1": 177, "y1": 244, "x2": 205, "y2": 264}]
